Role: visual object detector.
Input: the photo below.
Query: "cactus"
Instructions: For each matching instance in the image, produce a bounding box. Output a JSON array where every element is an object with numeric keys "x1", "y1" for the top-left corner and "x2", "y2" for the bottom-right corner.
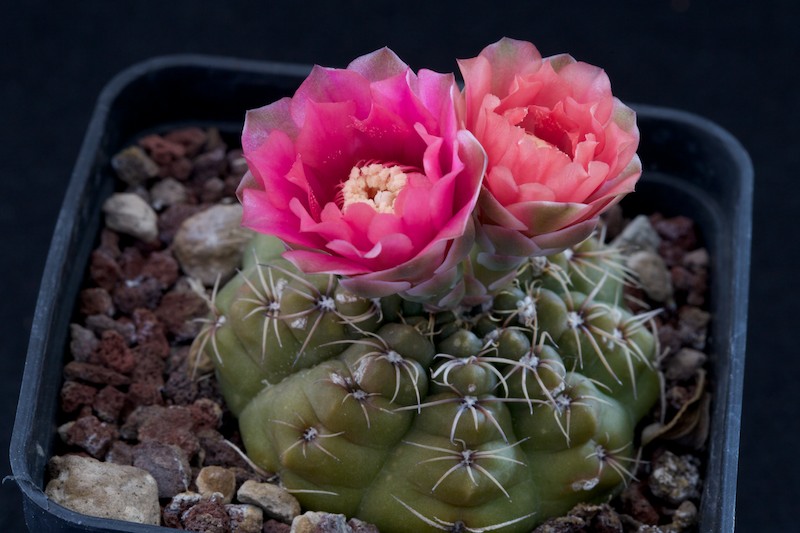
[{"x1": 193, "y1": 232, "x2": 661, "y2": 532}]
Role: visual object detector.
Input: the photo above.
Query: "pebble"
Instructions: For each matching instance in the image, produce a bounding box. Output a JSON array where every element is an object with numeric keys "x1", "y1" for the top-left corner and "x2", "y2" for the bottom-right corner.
[
  {"x1": 103, "y1": 192, "x2": 159, "y2": 242},
  {"x1": 682, "y1": 248, "x2": 709, "y2": 270},
  {"x1": 111, "y1": 146, "x2": 159, "y2": 186},
  {"x1": 173, "y1": 204, "x2": 254, "y2": 286},
  {"x1": 264, "y1": 519, "x2": 292, "y2": 532},
  {"x1": 678, "y1": 306, "x2": 711, "y2": 350},
  {"x1": 664, "y1": 348, "x2": 707, "y2": 381},
  {"x1": 648, "y1": 451, "x2": 701, "y2": 505},
  {"x1": 627, "y1": 250, "x2": 674, "y2": 302},
  {"x1": 227, "y1": 503, "x2": 264, "y2": 533},
  {"x1": 347, "y1": 518, "x2": 380, "y2": 533},
  {"x1": 611, "y1": 215, "x2": 661, "y2": 252},
  {"x1": 150, "y1": 177, "x2": 188, "y2": 210},
  {"x1": 668, "y1": 500, "x2": 698, "y2": 531},
  {"x1": 237, "y1": 480, "x2": 301, "y2": 523},
  {"x1": 291, "y1": 512, "x2": 351, "y2": 533},
  {"x1": 45, "y1": 454, "x2": 160, "y2": 525},
  {"x1": 196, "y1": 466, "x2": 237, "y2": 503}
]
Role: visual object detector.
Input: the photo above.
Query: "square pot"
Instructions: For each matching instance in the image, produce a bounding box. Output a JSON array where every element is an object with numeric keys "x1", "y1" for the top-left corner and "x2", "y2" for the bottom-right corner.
[{"x1": 10, "y1": 56, "x2": 752, "y2": 532}]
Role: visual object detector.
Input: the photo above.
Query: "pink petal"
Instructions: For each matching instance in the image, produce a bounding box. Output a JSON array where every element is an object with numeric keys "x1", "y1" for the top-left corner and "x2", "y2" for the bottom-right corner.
[
  {"x1": 242, "y1": 98, "x2": 298, "y2": 153},
  {"x1": 290, "y1": 65, "x2": 372, "y2": 126},
  {"x1": 347, "y1": 48, "x2": 409, "y2": 83},
  {"x1": 283, "y1": 249, "x2": 369, "y2": 275},
  {"x1": 339, "y1": 276, "x2": 411, "y2": 299}
]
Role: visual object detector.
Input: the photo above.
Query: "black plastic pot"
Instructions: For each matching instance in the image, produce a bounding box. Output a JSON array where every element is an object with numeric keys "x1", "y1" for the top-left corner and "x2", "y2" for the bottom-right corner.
[{"x1": 10, "y1": 56, "x2": 752, "y2": 532}]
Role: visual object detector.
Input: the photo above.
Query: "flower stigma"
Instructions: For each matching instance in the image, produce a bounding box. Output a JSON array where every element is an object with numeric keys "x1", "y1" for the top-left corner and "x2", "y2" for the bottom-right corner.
[{"x1": 342, "y1": 163, "x2": 408, "y2": 214}]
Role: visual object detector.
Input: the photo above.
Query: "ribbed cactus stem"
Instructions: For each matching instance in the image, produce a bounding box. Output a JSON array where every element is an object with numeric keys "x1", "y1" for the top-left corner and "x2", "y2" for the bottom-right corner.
[{"x1": 193, "y1": 233, "x2": 661, "y2": 531}]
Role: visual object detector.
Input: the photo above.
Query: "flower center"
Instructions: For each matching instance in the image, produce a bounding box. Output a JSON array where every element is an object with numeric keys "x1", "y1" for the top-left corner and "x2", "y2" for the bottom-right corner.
[{"x1": 342, "y1": 163, "x2": 408, "y2": 214}]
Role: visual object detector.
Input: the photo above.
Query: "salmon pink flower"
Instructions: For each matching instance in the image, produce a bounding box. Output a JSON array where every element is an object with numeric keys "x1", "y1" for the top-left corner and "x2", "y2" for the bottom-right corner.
[
  {"x1": 459, "y1": 37, "x2": 641, "y2": 269},
  {"x1": 238, "y1": 48, "x2": 486, "y2": 307}
]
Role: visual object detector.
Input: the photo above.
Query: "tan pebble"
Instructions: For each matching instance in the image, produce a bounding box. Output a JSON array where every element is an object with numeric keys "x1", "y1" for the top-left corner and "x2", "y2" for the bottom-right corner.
[
  {"x1": 196, "y1": 465, "x2": 237, "y2": 504},
  {"x1": 237, "y1": 479, "x2": 301, "y2": 523}
]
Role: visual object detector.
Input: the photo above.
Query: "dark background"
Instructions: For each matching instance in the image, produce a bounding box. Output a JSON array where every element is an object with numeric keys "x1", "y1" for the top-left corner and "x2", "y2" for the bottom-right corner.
[{"x1": 2, "y1": 1, "x2": 796, "y2": 531}]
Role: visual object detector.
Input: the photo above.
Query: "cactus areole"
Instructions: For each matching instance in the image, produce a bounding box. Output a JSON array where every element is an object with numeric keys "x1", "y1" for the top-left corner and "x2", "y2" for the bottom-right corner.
[{"x1": 193, "y1": 38, "x2": 659, "y2": 532}]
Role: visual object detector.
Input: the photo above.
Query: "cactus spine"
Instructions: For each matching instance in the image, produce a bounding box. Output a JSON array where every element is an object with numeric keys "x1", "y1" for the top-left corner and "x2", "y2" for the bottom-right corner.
[{"x1": 193, "y1": 233, "x2": 660, "y2": 532}]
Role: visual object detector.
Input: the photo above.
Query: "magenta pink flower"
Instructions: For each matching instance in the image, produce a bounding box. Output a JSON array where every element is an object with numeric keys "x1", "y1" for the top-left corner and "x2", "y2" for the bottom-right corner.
[
  {"x1": 238, "y1": 48, "x2": 486, "y2": 305},
  {"x1": 459, "y1": 38, "x2": 642, "y2": 266}
]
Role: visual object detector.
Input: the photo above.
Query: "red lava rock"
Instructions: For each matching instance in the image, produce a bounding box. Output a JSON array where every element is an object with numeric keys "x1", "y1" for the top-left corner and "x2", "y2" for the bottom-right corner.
[
  {"x1": 118, "y1": 246, "x2": 146, "y2": 279},
  {"x1": 93, "y1": 385, "x2": 127, "y2": 422},
  {"x1": 163, "y1": 368, "x2": 198, "y2": 405},
  {"x1": 156, "y1": 288, "x2": 209, "y2": 340},
  {"x1": 163, "y1": 492, "x2": 203, "y2": 528},
  {"x1": 133, "y1": 308, "x2": 171, "y2": 356},
  {"x1": 62, "y1": 415, "x2": 119, "y2": 458},
  {"x1": 60, "y1": 381, "x2": 97, "y2": 413},
  {"x1": 190, "y1": 398, "x2": 223, "y2": 431},
  {"x1": 139, "y1": 134, "x2": 187, "y2": 165},
  {"x1": 98, "y1": 228, "x2": 121, "y2": 258},
  {"x1": 166, "y1": 345, "x2": 193, "y2": 374},
  {"x1": 105, "y1": 439, "x2": 134, "y2": 465},
  {"x1": 90, "y1": 330, "x2": 136, "y2": 375},
  {"x1": 133, "y1": 440, "x2": 192, "y2": 498},
  {"x1": 158, "y1": 203, "x2": 206, "y2": 243},
  {"x1": 128, "y1": 381, "x2": 165, "y2": 408},
  {"x1": 64, "y1": 361, "x2": 130, "y2": 387},
  {"x1": 113, "y1": 276, "x2": 164, "y2": 313},
  {"x1": 263, "y1": 519, "x2": 291, "y2": 533},
  {"x1": 89, "y1": 249, "x2": 122, "y2": 291},
  {"x1": 197, "y1": 430, "x2": 252, "y2": 471},
  {"x1": 658, "y1": 241, "x2": 686, "y2": 267},
  {"x1": 165, "y1": 127, "x2": 208, "y2": 158},
  {"x1": 670, "y1": 265, "x2": 695, "y2": 292},
  {"x1": 141, "y1": 250, "x2": 180, "y2": 287},
  {"x1": 69, "y1": 323, "x2": 98, "y2": 362},
  {"x1": 161, "y1": 156, "x2": 194, "y2": 181},
  {"x1": 652, "y1": 215, "x2": 697, "y2": 250},
  {"x1": 193, "y1": 147, "x2": 228, "y2": 181},
  {"x1": 131, "y1": 351, "x2": 167, "y2": 384},
  {"x1": 79, "y1": 287, "x2": 114, "y2": 316},
  {"x1": 126, "y1": 405, "x2": 201, "y2": 457},
  {"x1": 620, "y1": 482, "x2": 660, "y2": 525},
  {"x1": 84, "y1": 314, "x2": 137, "y2": 344},
  {"x1": 200, "y1": 176, "x2": 226, "y2": 203},
  {"x1": 181, "y1": 497, "x2": 231, "y2": 533}
]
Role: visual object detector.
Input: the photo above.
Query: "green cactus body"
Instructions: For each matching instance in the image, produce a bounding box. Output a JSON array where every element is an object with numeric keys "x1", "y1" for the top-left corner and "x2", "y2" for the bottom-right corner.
[{"x1": 194, "y1": 234, "x2": 661, "y2": 531}]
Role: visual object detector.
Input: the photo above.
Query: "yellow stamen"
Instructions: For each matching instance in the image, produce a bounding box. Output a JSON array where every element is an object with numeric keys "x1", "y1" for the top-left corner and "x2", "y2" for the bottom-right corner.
[{"x1": 341, "y1": 163, "x2": 408, "y2": 214}]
